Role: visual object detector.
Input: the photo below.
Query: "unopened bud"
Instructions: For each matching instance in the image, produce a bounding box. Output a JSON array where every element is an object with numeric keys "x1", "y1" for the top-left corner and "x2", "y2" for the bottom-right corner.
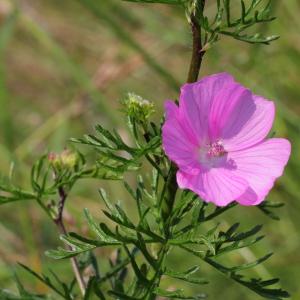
[
  {"x1": 48, "y1": 149, "x2": 78, "y2": 170},
  {"x1": 60, "y1": 149, "x2": 78, "y2": 169},
  {"x1": 122, "y1": 93, "x2": 154, "y2": 123}
]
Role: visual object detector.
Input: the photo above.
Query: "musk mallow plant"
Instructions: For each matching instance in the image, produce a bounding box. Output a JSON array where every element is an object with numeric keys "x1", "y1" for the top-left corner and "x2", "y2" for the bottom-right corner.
[{"x1": 0, "y1": 1, "x2": 292, "y2": 299}]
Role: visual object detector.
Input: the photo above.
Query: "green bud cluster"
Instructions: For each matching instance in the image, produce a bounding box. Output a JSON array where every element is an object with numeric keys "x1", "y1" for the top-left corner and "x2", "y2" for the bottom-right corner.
[{"x1": 122, "y1": 92, "x2": 155, "y2": 124}]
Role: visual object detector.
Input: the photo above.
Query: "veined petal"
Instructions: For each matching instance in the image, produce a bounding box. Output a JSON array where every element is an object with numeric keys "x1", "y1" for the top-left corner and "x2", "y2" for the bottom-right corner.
[
  {"x1": 209, "y1": 82, "x2": 252, "y2": 141},
  {"x1": 164, "y1": 99, "x2": 178, "y2": 119},
  {"x1": 230, "y1": 138, "x2": 291, "y2": 205},
  {"x1": 162, "y1": 73, "x2": 291, "y2": 207},
  {"x1": 162, "y1": 101, "x2": 200, "y2": 174},
  {"x1": 179, "y1": 73, "x2": 235, "y2": 144},
  {"x1": 177, "y1": 167, "x2": 248, "y2": 207},
  {"x1": 222, "y1": 95, "x2": 275, "y2": 151}
]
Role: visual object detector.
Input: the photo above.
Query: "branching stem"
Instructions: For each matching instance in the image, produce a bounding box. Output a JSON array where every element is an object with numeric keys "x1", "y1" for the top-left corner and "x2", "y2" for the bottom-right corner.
[{"x1": 54, "y1": 186, "x2": 87, "y2": 297}]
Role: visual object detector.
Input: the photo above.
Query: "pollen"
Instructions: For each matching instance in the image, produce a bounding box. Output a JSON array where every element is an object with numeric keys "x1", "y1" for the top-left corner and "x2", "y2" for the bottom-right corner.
[{"x1": 207, "y1": 141, "x2": 226, "y2": 158}]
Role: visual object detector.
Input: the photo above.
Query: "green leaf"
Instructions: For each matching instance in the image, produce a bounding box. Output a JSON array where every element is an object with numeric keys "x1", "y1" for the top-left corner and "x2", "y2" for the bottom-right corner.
[
  {"x1": 233, "y1": 274, "x2": 290, "y2": 299},
  {"x1": 30, "y1": 157, "x2": 43, "y2": 192},
  {"x1": 229, "y1": 224, "x2": 263, "y2": 242},
  {"x1": 83, "y1": 277, "x2": 105, "y2": 300},
  {"x1": 99, "y1": 188, "x2": 116, "y2": 213},
  {"x1": 199, "y1": 0, "x2": 279, "y2": 45},
  {"x1": 45, "y1": 246, "x2": 93, "y2": 260},
  {"x1": 82, "y1": 165, "x2": 123, "y2": 180},
  {"x1": 154, "y1": 287, "x2": 206, "y2": 299},
  {"x1": 115, "y1": 204, "x2": 136, "y2": 228},
  {"x1": 0, "y1": 193, "x2": 34, "y2": 205},
  {"x1": 170, "y1": 191, "x2": 197, "y2": 226},
  {"x1": 124, "y1": 245, "x2": 151, "y2": 286},
  {"x1": 18, "y1": 264, "x2": 72, "y2": 299},
  {"x1": 203, "y1": 202, "x2": 237, "y2": 221},
  {"x1": 215, "y1": 235, "x2": 264, "y2": 257},
  {"x1": 45, "y1": 226, "x2": 124, "y2": 259},
  {"x1": 4, "y1": 274, "x2": 49, "y2": 300},
  {"x1": 258, "y1": 200, "x2": 284, "y2": 220},
  {"x1": 165, "y1": 267, "x2": 208, "y2": 285},
  {"x1": 84, "y1": 208, "x2": 120, "y2": 244},
  {"x1": 134, "y1": 232, "x2": 158, "y2": 269},
  {"x1": 99, "y1": 254, "x2": 133, "y2": 284},
  {"x1": 45, "y1": 235, "x2": 96, "y2": 259},
  {"x1": 227, "y1": 253, "x2": 273, "y2": 272},
  {"x1": 182, "y1": 250, "x2": 290, "y2": 300}
]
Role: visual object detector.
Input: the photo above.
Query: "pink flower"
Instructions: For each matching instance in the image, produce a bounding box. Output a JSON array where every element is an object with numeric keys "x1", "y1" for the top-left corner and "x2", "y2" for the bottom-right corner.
[{"x1": 162, "y1": 73, "x2": 291, "y2": 206}]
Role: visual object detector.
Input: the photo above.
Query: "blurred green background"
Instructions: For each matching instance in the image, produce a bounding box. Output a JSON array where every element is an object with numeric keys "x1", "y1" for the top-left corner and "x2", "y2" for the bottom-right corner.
[{"x1": 0, "y1": 0, "x2": 299, "y2": 299}]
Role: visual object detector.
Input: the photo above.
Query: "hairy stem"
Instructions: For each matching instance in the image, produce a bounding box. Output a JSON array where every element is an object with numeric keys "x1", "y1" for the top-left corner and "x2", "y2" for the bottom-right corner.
[{"x1": 54, "y1": 186, "x2": 86, "y2": 297}]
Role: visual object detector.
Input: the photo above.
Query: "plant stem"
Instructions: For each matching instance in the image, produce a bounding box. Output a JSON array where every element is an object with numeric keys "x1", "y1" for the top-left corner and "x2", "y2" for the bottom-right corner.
[
  {"x1": 54, "y1": 186, "x2": 86, "y2": 297},
  {"x1": 162, "y1": 0, "x2": 206, "y2": 224},
  {"x1": 154, "y1": 2, "x2": 207, "y2": 298},
  {"x1": 187, "y1": 1, "x2": 206, "y2": 83},
  {"x1": 147, "y1": 243, "x2": 169, "y2": 300}
]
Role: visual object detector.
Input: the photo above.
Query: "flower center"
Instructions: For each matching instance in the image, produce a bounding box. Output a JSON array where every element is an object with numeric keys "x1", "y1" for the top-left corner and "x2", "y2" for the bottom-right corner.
[
  {"x1": 199, "y1": 140, "x2": 227, "y2": 168},
  {"x1": 207, "y1": 140, "x2": 226, "y2": 158}
]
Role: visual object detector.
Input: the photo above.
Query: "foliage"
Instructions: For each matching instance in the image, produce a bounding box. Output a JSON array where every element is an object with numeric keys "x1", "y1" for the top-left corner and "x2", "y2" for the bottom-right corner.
[
  {"x1": 0, "y1": 100, "x2": 290, "y2": 299},
  {"x1": 46, "y1": 190, "x2": 290, "y2": 299},
  {"x1": 123, "y1": 0, "x2": 279, "y2": 46},
  {"x1": 0, "y1": 0, "x2": 291, "y2": 299},
  {"x1": 188, "y1": 0, "x2": 279, "y2": 46}
]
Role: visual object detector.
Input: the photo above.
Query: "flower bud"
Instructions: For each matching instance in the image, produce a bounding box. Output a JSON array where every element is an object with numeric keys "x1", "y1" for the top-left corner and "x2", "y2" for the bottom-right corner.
[
  {"x1": 122, "y1": 93, "x2": 154, "y2": 124},
  {"x1": 48, "y1": 149, "x2": 78, "y2": 171},
  {"x1": 60, "y1": 149, "x2": 78, "y2": 169}
]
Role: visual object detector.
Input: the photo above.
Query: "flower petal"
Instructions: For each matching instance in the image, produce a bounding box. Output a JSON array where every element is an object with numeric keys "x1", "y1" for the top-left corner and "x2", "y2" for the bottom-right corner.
[
  {"x1": 177, "y1": 167, "x2": 248, "y2": 206},
  {"x1": 162, "y1": 101, "x2": 200, "y2": 174},
  {"x1": 208, "y1": 81, "x2": 252, "y2": 141},
  {"x1": 222, "y1": 95, "x2": 275, "y2": 151},
  {"x1": 164, "y1": 99, "x2": 178, "y2": 119},
  {"x1": 230, "y1": 138, "x2": 291, "y2": 205},
  {"x1": 179, "y1": 73, "x2": 235, "y2": 144}
]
